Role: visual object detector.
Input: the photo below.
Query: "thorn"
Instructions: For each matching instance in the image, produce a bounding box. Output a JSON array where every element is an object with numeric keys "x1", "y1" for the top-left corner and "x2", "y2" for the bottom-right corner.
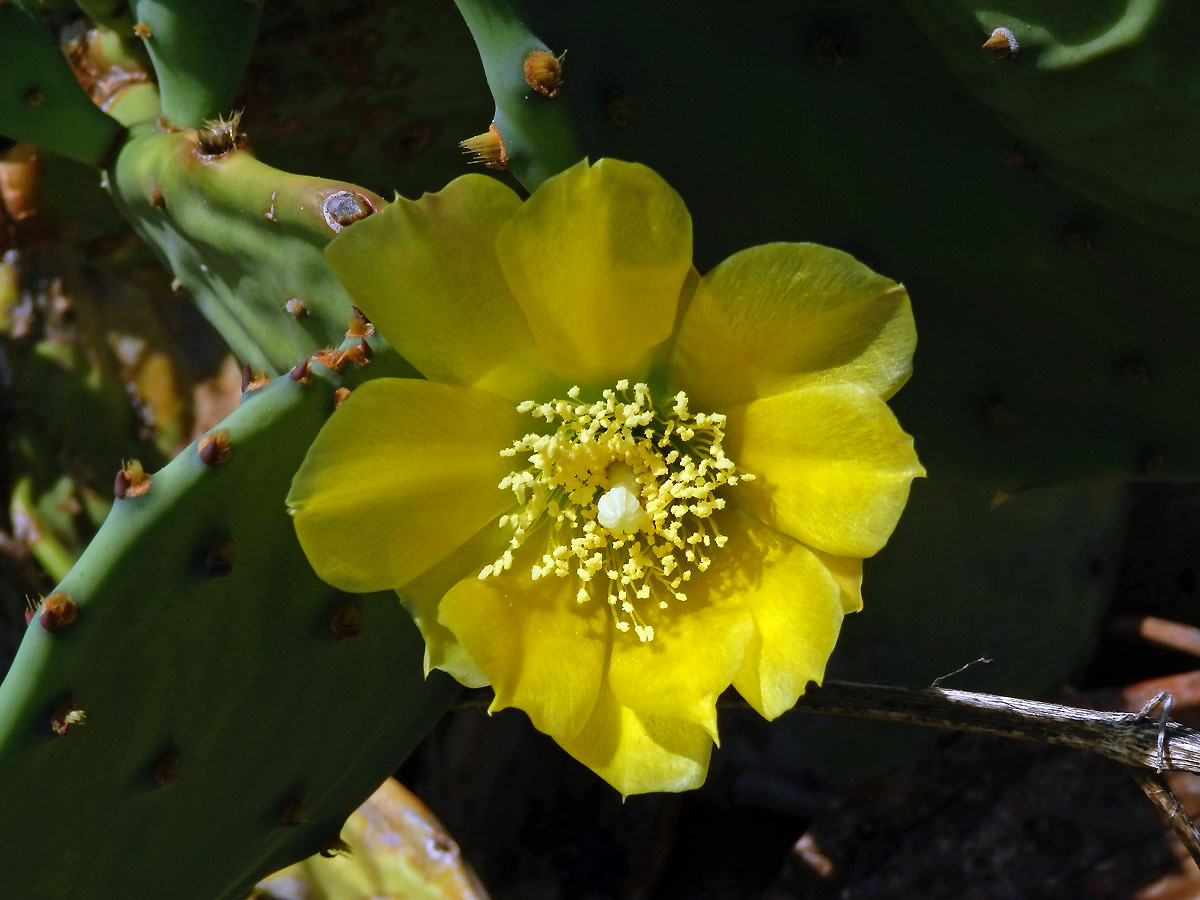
[
  {"x1": 196, "y1": 110, "x2": 246, "y2": 157},
  {"x1": 25, "y1": 88, "x2": 45, "y2": 107},
  {"x1": 319, "y1": 837, "x2": 352, "y2": 858},
  {"x1": 39, "y1": 592, "x2": 78, "y2": 631},
  {"x1": 263, "y1": 190, "x2": 278, "y2": 223},
  {"x1": 280, "y1": 797, "x2": 312, "y2": 827},
  {"x1": 204, "y1": 541, "x2": 236, "y2": 577},
  {"x1": 198, "y1": 430, "x2": 232, "y2": 465},
  {"x1": 334, "y1": 387, "x2": 351, "y2": 408},
  {"x1": 285, "y1": 297, "x2": 307, "y2": 317},
  {"x1": 149, "y1": 187, "x2": 165, "y2": 208},
  {"x1": 982, "y1": 26, "x2": 1018, "y2": 57},
  {"x1": 114, "y1": 459, "x2": 151, "y2": 499},
  {"x1": 524, "y1": 49, "x2": 566, "y2": 98},
  {"x1": 152, "y1": 753, "x2": 181, "y2": 786},
  {"x1": 330, "y1": 603, "x2": 362, "y2": 638},
  {"x1": 134, "y1": 22, "x2": 153, "y2": 39},
  {"x1": 51, "y1": 701, "x2": 85, "y2": 735},
  {"x1": 346, "y1": 307, "x2": 375, "y2": 338},
  {"x1": 240, "y1": 363, "x2": 268, "y2": 394},
  {"x1": 459, "y1": 123, "x2": 508, "y2": 170},
  {"x1": 170, "y1": 277, "x2": 183, "y2": 293},
  {"x1": 289, "y1": 358, "x2": 313, "y2": 384}
]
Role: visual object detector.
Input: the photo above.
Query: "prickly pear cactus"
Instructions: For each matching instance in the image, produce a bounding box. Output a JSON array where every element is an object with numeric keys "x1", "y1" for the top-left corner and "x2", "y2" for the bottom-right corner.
[{"x1": 0, "y1": 368, "x2": 458, "y2": 900}]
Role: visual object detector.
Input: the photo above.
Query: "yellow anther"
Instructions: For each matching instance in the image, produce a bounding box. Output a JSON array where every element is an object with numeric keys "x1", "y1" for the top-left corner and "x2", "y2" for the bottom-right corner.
[{"x1": 482, "y1": 383, "x2": 748, "y2": 640}]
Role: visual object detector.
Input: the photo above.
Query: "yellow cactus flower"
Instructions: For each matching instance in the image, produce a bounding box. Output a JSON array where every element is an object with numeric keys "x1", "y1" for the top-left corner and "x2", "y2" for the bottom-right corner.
[{"x1": 287, "y1": 159, "x2": 924, "y2": 796}]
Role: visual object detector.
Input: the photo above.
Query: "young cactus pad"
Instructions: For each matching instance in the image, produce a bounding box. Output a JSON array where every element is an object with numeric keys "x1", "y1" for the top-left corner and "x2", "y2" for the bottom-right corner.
[{"x1": 0, "y1": 371, "x2": 458, "y2": 900}]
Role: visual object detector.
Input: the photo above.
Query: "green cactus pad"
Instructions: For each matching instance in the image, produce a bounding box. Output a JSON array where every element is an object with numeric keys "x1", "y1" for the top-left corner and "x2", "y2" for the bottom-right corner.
[
  {"x1": 126, "y1": 0, "x2": 262, "y2": 128},
  {"x1": 0, "y1": 1, "x2": 125, "y2": 166},
  {"x1": 0, "y1": 370, "x2": 457, "y2": 900},
  {"x1": 901, "y1": 1, "x2": 1200, "y2": 247},
  {"x1": 108, "y1": 125, "x2": 418, "y2": 375}
]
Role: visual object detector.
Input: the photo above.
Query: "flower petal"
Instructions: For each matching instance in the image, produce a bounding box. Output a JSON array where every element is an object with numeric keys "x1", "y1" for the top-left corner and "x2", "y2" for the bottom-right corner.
[
  {"x1": 606, "y1": 588, "x2": 753, "y2": 742},
  {"x1": 396, "y1": 517, "x2": 515, "y2": 689},
  {"x1": 437, "y1": 543, "x2": 610, "y2": 743},
  {"x1": 560, "y1": 681, "x2": 713, "y2": 797},
  {"x1": 496, "y1": 158, "x2": 692, "y2": 386},
  {"x1": 324, "y1": 174, "x2": 560, "y2": 400},
  {"x1": 288, "y1": 379, "x2": 526, "y2": 593},
  {"x1": 720, "y1": 514, "x2": 847, "y2": 720},
  {"x1": 671, "y1": 243, "x2": 916, "y2": 410},
  {"x1": 724, "y1": 384, "x2": 925, "y2": 558}
]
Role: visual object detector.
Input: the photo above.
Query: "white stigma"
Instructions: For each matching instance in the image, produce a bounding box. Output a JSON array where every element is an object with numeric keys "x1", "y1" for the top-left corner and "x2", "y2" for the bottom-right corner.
[
  {"x1": 597, "y1": 463, "x2": 651, "y2": 534},
  {"x1": 597, "y1": 485, "x2": 647, "y2": 534}
]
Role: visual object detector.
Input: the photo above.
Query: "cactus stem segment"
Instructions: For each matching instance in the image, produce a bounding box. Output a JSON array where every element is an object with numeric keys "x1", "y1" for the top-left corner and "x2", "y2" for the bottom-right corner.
[
  {"x1": 523, "y1": 49, "x2": 565, "y2": 98},
  {"x1": 459, "y1": 123, "x2": 508, "y2": 170},
  {"x1": 39, "y1": 593, "x2": 78, "y2": 632},
  {"x1": 198, "y1": 430, "x2": 232, "y2": 465},
  {"x1": 114, "y1": 460, "x2": 152, "y2": 499}
]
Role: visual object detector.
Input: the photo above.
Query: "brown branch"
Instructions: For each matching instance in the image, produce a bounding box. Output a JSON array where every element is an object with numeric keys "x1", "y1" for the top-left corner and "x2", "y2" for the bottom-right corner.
[{"x1": 789, "y1": 681, "x2": 1200, "y2": 775}]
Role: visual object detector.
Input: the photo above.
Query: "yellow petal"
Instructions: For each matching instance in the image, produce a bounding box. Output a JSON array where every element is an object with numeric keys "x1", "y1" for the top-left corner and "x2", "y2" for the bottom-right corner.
[
  {"x1": 813, "y1": 550, "x2": 864, "y2": 615},
  {"x1": 496, "y1": 158, "x2": 692, "y2": 386},
  {"x1": 288, "y1": 379, "x2": 526, "y2": 593},
  {"x1": 606, "y1": 591, "x2": 753, "y2": 742},
  {"x1": 437, "y1": 543, "x2": 610, "y2": 743},
  {"x1": 324, "y1": 174, "x2": 560, "y2": 400},
  {"x1": 724, "y1": 384, "x2": 925, "y2": 558},
  {"x1": 396, "y1": 517, "x2": 515, "y2": 689},
  {"x1": 721, "y1": 514, "x2": 847, "y2": 720},
  {"x1": 671, "y1": 243, "x2": 915, "y2": 410},
  {"x1": 559, "y1": 681, "x2": 713, "y2": 797}
]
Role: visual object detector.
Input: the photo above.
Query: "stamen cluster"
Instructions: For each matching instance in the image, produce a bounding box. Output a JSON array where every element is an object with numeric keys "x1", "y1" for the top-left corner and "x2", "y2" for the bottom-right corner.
[{"x1": 481, "y1": 381, "x2": 752, "y2": 641}]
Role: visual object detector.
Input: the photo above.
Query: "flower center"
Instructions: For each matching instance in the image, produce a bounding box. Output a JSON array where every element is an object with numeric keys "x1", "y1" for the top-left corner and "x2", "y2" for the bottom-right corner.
[{"x1": 480, "y1": 381, "x2": 752, "y2": 642}]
